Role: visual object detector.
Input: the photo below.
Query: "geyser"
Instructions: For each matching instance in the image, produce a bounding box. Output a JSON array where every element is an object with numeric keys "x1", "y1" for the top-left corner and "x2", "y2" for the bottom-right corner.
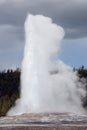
[{"x1": 7, "y1": 14, "x2": 86, "y2": 115}]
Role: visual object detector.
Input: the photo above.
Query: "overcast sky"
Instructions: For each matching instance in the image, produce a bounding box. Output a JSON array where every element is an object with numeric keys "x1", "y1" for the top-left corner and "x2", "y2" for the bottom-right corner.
[{"x1": 0, "y1": 0, "x2": 87, "y2": 70}]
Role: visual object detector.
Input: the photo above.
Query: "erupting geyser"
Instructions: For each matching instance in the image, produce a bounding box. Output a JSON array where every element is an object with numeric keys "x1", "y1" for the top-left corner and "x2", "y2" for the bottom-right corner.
[{"x1": 7, "y1": 14, "x2": 86, "y2": 115}]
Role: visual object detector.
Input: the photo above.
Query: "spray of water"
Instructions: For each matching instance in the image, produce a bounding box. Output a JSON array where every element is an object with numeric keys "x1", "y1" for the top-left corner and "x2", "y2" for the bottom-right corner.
[{"x1": 7, "y1": 14, "x2": 86, "y2": 115}]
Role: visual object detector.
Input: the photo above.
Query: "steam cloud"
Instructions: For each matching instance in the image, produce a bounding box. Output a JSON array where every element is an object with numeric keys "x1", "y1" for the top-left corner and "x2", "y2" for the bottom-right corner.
[{"x1": 7, "y1": 14, "x2": 86, "y2": 115}]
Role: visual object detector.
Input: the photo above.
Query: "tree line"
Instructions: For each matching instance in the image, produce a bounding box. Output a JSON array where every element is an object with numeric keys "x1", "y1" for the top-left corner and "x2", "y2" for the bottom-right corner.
[
  {"x1": 0, "y1": 67, "x2": 87, "y2": 116},
  {"x1": 0, "y1": 69, "x2": 20, "y2": 116}
]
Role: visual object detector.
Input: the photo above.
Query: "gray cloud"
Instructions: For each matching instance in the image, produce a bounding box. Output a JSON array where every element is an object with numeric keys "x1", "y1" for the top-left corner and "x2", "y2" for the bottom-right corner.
[
  {"x1": 0, "y1": 24, "x2": 24, "y2": 69},
  {"x1": 0, "y1": 0, "x2": 87, "y2": 69},
  {"x1": 0, "y1": 25, "x2": 24, "y2": 51},
  {"x1": 0, "y1": 0, "x2": 87, "y2": 38}
]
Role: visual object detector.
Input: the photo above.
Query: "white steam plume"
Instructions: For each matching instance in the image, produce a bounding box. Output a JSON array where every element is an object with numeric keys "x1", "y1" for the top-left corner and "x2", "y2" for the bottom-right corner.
[{"x1": 7, "y1": 14, "x2": 86, "y2": 115}]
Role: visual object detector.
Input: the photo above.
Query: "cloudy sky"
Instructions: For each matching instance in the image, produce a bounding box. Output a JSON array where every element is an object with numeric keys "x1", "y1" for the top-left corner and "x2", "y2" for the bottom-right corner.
[{"x1": 0, "y1": 0, "x2": 87, "y2": 70}]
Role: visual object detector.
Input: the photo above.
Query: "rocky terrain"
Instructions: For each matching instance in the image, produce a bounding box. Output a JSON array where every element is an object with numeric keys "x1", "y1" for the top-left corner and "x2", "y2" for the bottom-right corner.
[{"x1": 0, "y1": 113, "x2": 87, "y2": 130}]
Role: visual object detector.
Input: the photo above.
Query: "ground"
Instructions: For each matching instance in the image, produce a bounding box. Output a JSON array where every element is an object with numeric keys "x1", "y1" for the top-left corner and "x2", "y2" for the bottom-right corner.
[{"x1": 0, "y1": 113, "x2": 87, "y2": 129}]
